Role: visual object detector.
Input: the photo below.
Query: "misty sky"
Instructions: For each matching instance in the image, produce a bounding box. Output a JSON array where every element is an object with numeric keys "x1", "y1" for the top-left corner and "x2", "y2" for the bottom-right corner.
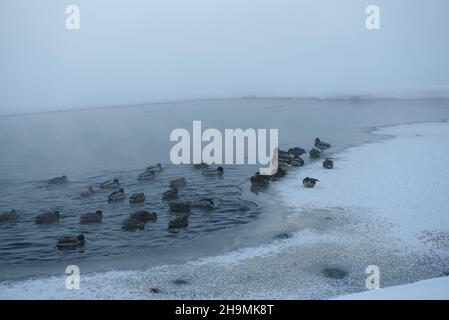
[{"x1": 1, "y1": 0, "x2": 449, "y2": 114}]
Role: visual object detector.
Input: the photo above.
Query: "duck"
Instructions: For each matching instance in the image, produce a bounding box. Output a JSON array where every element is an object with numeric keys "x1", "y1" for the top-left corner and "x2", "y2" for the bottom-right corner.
[
  {"x1": 80, "y1": 186, "x2": 95, "y2": 197},
  {"x1": 279, "y1": 159, "x2": 291, "y2": 170},
  {"x1": 193, "y1": 162, "x2": 209, "y2": 169},
  {"x1": 291, "y1": 156, "x2": 304, "y2": 167},
  {"x1": 108, "y1": 188, "x2": 125, "y2": 202},
  {"x1": 129, "y1": 192, "x2": 145, "y2": 204},
  {"x1": 80, "y1": 210, "x2": 103, "y2": 224},
  {"x1": 100, "y1": 178, "x2": 120, "y2": 189},
  {"x1": 314, "y1": 138, "x2": 332, "y2": 151},
  {"x1": 193, "y1": 198, "x2": 217, "y2": 209},
  {"x1": 129, "y1": 210, "x2": 157, "y2": 222},
  {"x1": 303, "y1": 177, "x2": 319, "y2": 188},
  {"x1": 272, "y1": 167, "x2": 288, "y2": 178},
  {"x1": 168, "y1": 216, "x2": 189, "y2": 229},
  {"x1": 121, "y1": 218, "x2": 146, "y2": 231},
  {"x1": 288, "y1": 147, "x2": 306, "y2": 157},
  {"x1": 35, "y1": 211, "x2": 60, "y2": 224},
  {"x1": 278, "y1": 150, "x2": 292, "y2": 162},
  {"x1": 250, "y1": 175, "x2": 269, "y2": 187},
  {"x1": 138, "y1": 170, "x2": 155, "y2": 181},
  {"x1": 170, "y1": 177, "x2": 186, "y2": 189},
  {"x1": 202, "y1": 167, "x2": 224, "y2": 175},
  {"x1": 56, "y1": 234, "x2": 85, "y2": 250},
  {"x1": 169, "y1": 202, "x2": 191, "y2": 213},
  {"x1": 146, "y1": 163, "x2": 162, "y2": 172},
  {"x1": 162, "y1": 188, "x2": 178, "y2": 199},
  {"x1": 48, "y1": 175, "x2": 68, "y2": 184},
  {"x1": 309, "y1": 148, "x2": 321, "y2": 159},
  {"x1": 323, "y1": 158, "x2": 334, "y2": 169},
  {"x1": 0, "y1": 209, "x2": 17, "y2": 222}
]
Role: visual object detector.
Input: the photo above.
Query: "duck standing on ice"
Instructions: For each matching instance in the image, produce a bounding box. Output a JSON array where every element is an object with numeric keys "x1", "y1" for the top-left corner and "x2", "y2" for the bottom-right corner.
[
  {"x1": 314, "y1": 138, "x2": 332, "y2": 151},
  {"x1": 323, "y1": 158, "x2": 334, "y2": 169},
  {"x1": 303, "y1": 177, "x2": 319, "y2": 188}
]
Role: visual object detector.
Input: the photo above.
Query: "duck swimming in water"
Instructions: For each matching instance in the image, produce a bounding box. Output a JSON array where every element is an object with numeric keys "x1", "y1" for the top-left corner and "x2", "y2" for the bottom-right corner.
[
  {"x1": 250, "y1": 175, "x2": 269, "y2": 187},
  {"x1": 129, "y1": 210, "x2": 157, "y2": 222},
  {"x1": 323, "y1": 158, "x2": 334, "y2": 169},
  {"x1": 170, "y1": 177, "x2": 186, "y2": 189},
  {"x1": 138, "y1": 170, "x2": 155, "y2": 181},
  {"x1": 314, "y1": 138, "x2": 332, "y2": 151},
  {"x1": 48, "y1": 175, "x2": 68, "y2": 185},
  {"x1": 168, "y1": 216, "x2": 188, "y2": 229},
  {"x1": 162, "y1": 188, "x2": 178, "y2": 199},
  {"x1": 288, "y1": 147, "x2": 306, "y2": 157},
  {"x1": 100, "y1": 178, "x2": 120, "y2": 189},
  {"x1": 0, "y1": 209, "x2": 17, "y2": 222},
  {"x1": 202, "y1": 167, "x2": 224, "y2": 176},
  {"x1": 129, "y1": 192, "x2": 145, "y2": 204},
  {"x1": 56, "y1": 234, "x2": 85, "y2": 250},
  {"x1": 122, "y1": 218, "x2": 146, "y2": 231},
  {"x1": 169, "y1": 202, "x2": 191, "y2": 213},
  {"x1": 193, "y1": 162, "x2": 209, "y2": 169},
  {"x1": 35, "y1": 211, "x2": 60, "y2": 224},
  {"x1": 309, "y1": 148, "x2": 321, "y2": 159},
  {"x1": 146, "y1": 163, "x2": 162, "y2": 172},
  {"x1": 303, "y1": 177, "x2": 319, "y2": 188},
  {"x1": 80, "y1": 186, "x2": 95, "y2": 197},
  {"x1": 80, "y1": 210, "x2": 102, "y2": 224},
  {"x1": 108, "y1": 188, "x2": 125, "y2": 202},
  {"x1": 193, "y1": 198, "x2": 217, "y2": 209}
]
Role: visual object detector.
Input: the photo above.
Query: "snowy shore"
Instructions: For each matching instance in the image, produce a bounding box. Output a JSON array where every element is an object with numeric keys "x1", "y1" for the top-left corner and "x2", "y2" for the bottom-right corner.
[
  {"x1": 1, "y1": 120, "x2": 449, "y2": 299},
  {"x1": 277, "y1": 120, "x2": 449, "y2": 299}
]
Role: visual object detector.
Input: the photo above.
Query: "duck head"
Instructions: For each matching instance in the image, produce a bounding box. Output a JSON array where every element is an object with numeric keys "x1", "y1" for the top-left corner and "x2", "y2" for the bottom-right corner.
[
  {"x1": 217, "y1": 167, "x2": 224, "y2": 173},
  {"x1": 77, "y1": 234, "x2": 85, "y2": 241}
]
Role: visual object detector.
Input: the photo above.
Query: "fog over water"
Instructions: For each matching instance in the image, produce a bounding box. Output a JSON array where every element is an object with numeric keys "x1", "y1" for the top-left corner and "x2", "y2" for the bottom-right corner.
[{"x1": 1, "y1": 0, "x2": 449, "y2": 114}]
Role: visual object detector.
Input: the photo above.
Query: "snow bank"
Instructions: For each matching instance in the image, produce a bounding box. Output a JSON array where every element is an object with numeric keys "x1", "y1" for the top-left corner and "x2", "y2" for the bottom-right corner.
[
  {"x1": 337, "y1": 276, "x2": 449, "y2": 300},
  {"x1": 276, "y1": 121, "x2": 449, "y2": 248}
]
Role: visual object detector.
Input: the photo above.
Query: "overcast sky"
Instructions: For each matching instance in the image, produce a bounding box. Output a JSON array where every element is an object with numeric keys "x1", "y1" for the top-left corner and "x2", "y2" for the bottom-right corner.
[{"x1": 1, "y1": 0, "x2": 448, "y2": 114}]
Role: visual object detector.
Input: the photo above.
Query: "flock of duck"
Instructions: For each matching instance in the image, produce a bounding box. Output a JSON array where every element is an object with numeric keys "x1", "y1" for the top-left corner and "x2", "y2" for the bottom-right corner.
[
  {"x1": 250, "y1": 137, "x2": 332, "y2": 189},
  {"x1": 0, "y1": 137, "x2": 332, "y2": 250}
]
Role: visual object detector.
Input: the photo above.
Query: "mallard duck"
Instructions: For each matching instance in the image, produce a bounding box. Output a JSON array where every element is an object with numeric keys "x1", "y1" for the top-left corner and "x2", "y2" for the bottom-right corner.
[
  {"x1": 278, "y1": 150, "x2": 292, "y2": 162},
  {"x1": 303, "y1": 177, "x2": 319, "y2": 188},
  {"x1": 48, "y1": 175, "x2": 68, "y2": 184},
  {"x1": 162, "y1": 188, "x2": 178, "y2": 199},
  {"x1": 100, "y1": 178, "x2": 120, "y2": 189},
  {"x1": 129, "y1": 210, "x2": 157, "y2": 222},
  {"x1": 56, "y1": 234, "x2": 85, "y2": 249},
  {"x1": 80, "y1": 210, "x2": 102, "y2": 224},
  {"x1": 80, "y1": 186, "x2": 95, "y2": 197},
  {"x1": 146, "y1": 163, "x2": 162, "y2": 172},
  {"x1": 291, "y1": 156, "x2": 304, "y2": 167},
  {"x1": 250, "y1": 175, "x2": 269, "y2": 187},
  {"x1": 193, "y1": 198, "x2": 217, "y2": 209},
  {"x1": 129, "y1": 192, "x2": 145, "y2": 204},
  {"x1": 169, "y1": 177, "x2": 186, "y2": 189},
  {"x1": 323, "y1": 158, "x2": 334, "y2": 169},
  {"x1": 202, "y1": 167, "x2": 224, "y2": 175},
  {"x1": 122, "y1": 218, "x2": 146, "y2": 231},
  {"x1": 273, "y1": 167, "x2": 287, "y2": 178},
  {"x1": 193, "y1": 162, "x2": 209, "y2": 169},
  {"x1": 314, "y1": 138, "x2": 332, "y2": 151},
  {"x1": 35, "y1": 211, "x2": 60, "y2": 224},
  {"x1": 309, "y1": 148, "x2": 321, "y2": 159},
  {"x1": 108, "y1": 188, "x2": 125, "y2": 202},
  {"x1": 138, "y1": 170, "x2": 155, "y2": 181},
  {"x1": 0, "y1": 209, "x2": 17, "y2": 222},
  {"x1": 168, "y1": 216, "x2": 188, "y2": 229},
  {"x1": 288, "y1": 147, "x2": 306, "y2": 157},
  {"x1": 169, "y1": 202, "x2": 190, "y2": 213}
]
